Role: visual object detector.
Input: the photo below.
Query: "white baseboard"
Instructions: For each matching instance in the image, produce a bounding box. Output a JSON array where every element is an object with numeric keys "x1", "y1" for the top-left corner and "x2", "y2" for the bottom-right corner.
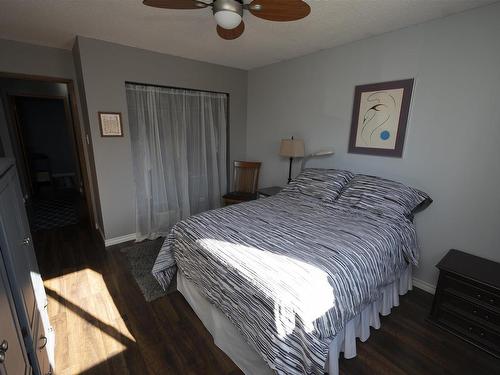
[
  {"x1": 105, "y1": 233, "x2": 136, "y2": 247},
  {"x1": 412, "y1": 277, "x2": 436, "y2": 295}
]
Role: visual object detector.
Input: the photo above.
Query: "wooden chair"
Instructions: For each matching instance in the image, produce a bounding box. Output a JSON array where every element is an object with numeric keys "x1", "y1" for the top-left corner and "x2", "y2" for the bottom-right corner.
[{"x1": 223, "y1": 161, "x2": 261, "y2": 206}]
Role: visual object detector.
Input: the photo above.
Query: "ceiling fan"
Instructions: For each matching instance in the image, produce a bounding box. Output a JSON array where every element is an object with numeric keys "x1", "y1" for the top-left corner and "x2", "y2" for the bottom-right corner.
[{"x1": 143, "y1": 0, "x2": 311, "y2": 40}]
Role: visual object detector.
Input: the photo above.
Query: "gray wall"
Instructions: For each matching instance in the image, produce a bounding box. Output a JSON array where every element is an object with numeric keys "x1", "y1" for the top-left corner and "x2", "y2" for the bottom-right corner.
[
  {"x1": 75, "y1": 37, "x2": 248, "y2": 240},
  {"x1": 71, "y1": 41, "x2": 105, "y2": 234},
  {"x1": 0, "y1": 39, "x2": 76, "y2": 79},
  {"x1": 246, "y1": 3, "x2": 500, "y2": 287}
]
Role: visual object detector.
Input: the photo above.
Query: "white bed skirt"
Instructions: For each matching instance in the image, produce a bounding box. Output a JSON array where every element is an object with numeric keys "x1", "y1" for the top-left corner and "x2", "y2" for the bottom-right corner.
[{"x1": 177, "y1": 266, "x2": 413, "y2": 375}]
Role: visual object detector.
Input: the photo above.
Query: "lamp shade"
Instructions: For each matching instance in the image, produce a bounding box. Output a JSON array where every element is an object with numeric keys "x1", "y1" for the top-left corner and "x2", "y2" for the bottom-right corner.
[{"x1": 280, "y1": 139, "x2": 305, "y2": 158}]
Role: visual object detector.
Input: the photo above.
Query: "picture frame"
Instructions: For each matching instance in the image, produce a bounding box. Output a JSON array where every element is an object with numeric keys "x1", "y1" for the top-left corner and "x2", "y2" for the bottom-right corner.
[
  {"x1": 98, "y1": 111, "x2": 123, "y2": 137},
  {"x1": 348, "y1": 79, "x2": 414, "y2": 157}
]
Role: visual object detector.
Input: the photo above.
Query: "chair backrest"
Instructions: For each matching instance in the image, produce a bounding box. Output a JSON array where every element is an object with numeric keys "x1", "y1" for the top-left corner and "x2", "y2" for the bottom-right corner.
[{"x1": 232, "y1": 161, "x2": 261, "y2": 194}]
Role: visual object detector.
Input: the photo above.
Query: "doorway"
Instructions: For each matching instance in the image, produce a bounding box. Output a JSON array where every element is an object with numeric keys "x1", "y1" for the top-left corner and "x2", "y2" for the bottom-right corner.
[
  {"x1": 0, "y1": 74, "x2": 96, "y2": 233},
  {"x1": 11, "y1": 95, "x2": 83, "y2": 231}
]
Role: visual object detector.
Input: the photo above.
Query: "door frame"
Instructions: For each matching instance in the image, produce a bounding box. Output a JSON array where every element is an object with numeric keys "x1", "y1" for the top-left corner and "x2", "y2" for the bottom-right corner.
[{"x1": 0, "y1": 72, "x2": 96, "y2": 232}]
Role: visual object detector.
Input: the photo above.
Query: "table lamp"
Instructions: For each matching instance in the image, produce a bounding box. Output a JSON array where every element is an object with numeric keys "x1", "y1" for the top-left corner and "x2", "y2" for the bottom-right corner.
[{"x1": 279, "y1": 137, "x2": 305, "y2": 184}]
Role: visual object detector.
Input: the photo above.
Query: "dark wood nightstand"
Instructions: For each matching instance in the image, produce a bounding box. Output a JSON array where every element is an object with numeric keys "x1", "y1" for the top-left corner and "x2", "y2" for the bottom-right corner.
[
  {"x1": 429, "y1": 249, "x2": 500, "y2": 358},
  {"x1": 257, "y1": 186, "x2": 282, "y2": 198}
]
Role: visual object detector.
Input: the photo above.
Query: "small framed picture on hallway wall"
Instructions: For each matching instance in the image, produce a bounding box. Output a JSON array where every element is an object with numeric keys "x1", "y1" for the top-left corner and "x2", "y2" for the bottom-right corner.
[
  {"x1": 98, "y1": 111, "x2": 123, "y2": 137},
  {"x1": 348, "y1": 79, "x2": 414, "y2": 157}
]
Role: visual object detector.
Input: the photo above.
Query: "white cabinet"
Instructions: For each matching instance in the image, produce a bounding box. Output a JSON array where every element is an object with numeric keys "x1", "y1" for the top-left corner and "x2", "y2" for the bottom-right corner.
[{"x1": 0, "y1": 159, "x2": 54, "y2": 375}]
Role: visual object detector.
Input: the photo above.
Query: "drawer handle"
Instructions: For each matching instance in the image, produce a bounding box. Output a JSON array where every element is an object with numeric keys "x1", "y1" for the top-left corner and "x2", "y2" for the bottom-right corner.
[
  {"x1": 473, "y1": 310, "x2": 478, "y2": 314},
  {"x1": 39, "y1": 336, "x2": 48, "y2": 350},
  {"x1": 0, "y1": 339, "x2": 8, "y2": 364},
  {"x1": 476, "y1": 294, "x2": 482, "y2": 299}
]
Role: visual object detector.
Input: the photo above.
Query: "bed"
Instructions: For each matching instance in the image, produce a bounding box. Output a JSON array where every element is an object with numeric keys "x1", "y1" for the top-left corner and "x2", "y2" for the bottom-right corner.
[{"x1": 152, "y1": 169, "x2": 430, "y2": 375}]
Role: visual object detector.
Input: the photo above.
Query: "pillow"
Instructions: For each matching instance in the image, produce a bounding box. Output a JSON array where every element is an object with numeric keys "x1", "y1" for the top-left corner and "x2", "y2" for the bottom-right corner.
[
  {"x1": 282, "y1": 168, "x2": 354, "y2": 201},
  {"x1": 335, "y1": 174, "x2": 431, "y2": 219}
]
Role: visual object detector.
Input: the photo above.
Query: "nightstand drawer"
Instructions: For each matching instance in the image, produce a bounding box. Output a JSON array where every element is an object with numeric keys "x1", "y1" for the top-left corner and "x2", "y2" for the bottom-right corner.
[
  {"x1": 441, "y1": 292, "x2": 500, "y2": 331},
  {"x1": 442, "y1": 274, "x2": 499, "y2": 311},
  {"x1": 437, "y1": 308, "x2": 500, "y2": 357}
]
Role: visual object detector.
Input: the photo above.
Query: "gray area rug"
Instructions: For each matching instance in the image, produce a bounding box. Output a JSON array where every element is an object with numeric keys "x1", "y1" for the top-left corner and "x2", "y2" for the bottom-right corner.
[{"x1": 121, "y1": 238, "x2": 177, "y2": 302}]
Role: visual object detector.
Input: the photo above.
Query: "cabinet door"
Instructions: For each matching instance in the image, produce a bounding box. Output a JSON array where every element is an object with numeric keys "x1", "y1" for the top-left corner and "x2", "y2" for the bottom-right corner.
[
  {"x1": 10, "y1": 168, "x2": 54, "y2": 372},
  {"x1": 0, "y1": 169, "x2": 36, "y2": 327},
  {"x1": 10, "y1": 169, "x2": 42, "y2": 285},
  {"x1": 0, "y1": 166, "x2": 54, "y2": 373},
  {"x1": 0, "y1": 255, "x2": 31, "y2": 375}
]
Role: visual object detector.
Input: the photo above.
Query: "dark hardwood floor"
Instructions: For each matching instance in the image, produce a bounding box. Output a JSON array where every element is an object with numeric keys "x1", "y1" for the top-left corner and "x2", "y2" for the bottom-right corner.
[{"x1": 32, "y1": 221, "x2": 500, "y2": 375}]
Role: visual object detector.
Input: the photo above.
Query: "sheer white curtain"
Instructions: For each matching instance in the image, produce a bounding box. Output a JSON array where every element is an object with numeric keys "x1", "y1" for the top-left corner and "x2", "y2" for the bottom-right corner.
[{"x1": 126, "y1": 83, "x2": 227, "y2": 241}]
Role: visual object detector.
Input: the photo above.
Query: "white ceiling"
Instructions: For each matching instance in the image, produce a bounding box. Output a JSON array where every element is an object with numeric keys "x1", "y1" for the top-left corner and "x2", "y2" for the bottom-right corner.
[{"x1": 0, "y1": 0, "x2": 495, "y2": 70}]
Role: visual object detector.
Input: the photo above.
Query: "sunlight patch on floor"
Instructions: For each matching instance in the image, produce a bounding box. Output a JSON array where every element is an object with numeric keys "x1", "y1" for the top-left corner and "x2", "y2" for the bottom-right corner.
[{"x1": 44, "y1": 268, "x2": 135, "y2": 375}]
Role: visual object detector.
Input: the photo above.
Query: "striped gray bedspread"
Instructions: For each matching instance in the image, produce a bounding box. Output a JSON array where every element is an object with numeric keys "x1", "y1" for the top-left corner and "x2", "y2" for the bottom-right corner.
[{"x1": 152, "y1": 192, "x2": 419, "y2": 374}]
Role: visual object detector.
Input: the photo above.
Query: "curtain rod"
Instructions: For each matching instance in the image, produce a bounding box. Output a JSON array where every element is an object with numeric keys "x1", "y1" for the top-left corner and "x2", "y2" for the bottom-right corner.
[{"x1": 125, "y1": 81, "x2": 229, "y2": 97}]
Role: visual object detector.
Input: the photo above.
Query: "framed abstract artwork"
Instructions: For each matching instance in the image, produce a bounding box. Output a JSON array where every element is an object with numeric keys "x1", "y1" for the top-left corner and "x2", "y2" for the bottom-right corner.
[
  {"x1": 98, "y1": 112, "x2": 123, "y2": 137},
  {"x1": 348, "y1": 79, "x2": 414, "y2": 157}
]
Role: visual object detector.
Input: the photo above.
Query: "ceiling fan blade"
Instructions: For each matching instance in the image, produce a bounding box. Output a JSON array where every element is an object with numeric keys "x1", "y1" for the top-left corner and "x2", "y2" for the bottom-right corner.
[
  {"x1": 143, "y1": 0, "x2": 208, "y2": 10},
  {"x1": 217, "y1": 21, "x2": 245, "y2": 40},
  {"x1": 248, "y1": 0, "x2": 310, "y2": 22}
]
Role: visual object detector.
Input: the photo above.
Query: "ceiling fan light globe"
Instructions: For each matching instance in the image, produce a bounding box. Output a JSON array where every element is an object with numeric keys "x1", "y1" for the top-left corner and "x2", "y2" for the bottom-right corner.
[{"x1": 214, "y1": 10, "x2": 242, "y2": 29}]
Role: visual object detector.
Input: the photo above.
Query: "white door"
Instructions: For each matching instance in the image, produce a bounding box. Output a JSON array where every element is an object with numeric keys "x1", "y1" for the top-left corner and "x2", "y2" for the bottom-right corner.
[{"x1": 0, "y1": 255, "x2": 30, "y2": 375}]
